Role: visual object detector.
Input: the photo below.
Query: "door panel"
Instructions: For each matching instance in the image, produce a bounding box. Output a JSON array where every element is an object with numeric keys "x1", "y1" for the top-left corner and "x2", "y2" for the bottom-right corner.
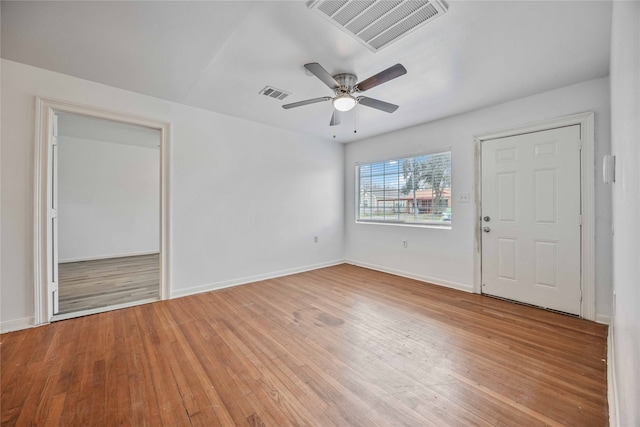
[
  {"x1": 534, "y1": 240, "x2": 558, "y2": 288},
  {"x1": 51, "y1": 113, "x2": 59, "y2": 314},
  {"x1": 481, "y1": 125, "x2": 581, "y2": 315},
  {"x1": 534, "y1": 168, "x2": 558, "y2": 224},
  {"x1": 497, "y1": 172, "x2": 517, "y2": 221},
  {"x1": 497, "y1": 238, "x2": 517, "y2": 280}
]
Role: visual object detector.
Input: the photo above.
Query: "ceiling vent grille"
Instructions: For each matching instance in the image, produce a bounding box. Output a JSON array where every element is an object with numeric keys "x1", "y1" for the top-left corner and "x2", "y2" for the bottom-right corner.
[
  {"x1": 310, "y1": 0, "x2": 447, "y2": 52},
  {"x1": 259, "y1": 86, "x2": 291, "y2": 101}
]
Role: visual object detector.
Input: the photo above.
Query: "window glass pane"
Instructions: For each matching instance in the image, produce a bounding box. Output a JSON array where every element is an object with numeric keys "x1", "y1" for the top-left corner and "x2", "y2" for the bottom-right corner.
[{"x1": 357, "y1": 150, "x2": 452, "y2": 226}]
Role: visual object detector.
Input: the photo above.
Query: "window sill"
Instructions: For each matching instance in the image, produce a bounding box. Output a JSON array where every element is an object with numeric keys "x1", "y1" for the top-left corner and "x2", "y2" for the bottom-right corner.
[{"x1": 355, "y1": 220, "x2": 452, "y2": 230}]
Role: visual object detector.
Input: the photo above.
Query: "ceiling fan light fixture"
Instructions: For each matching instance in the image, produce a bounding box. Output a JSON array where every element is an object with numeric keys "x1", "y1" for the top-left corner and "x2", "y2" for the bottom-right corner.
[{"x1": 333, "y1": 94, "x2": 357, "y2": 112}]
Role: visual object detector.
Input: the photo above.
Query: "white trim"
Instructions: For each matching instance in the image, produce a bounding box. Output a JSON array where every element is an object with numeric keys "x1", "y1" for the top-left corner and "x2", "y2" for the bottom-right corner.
[
  {"x1": 346, "y1": 259, "x2": 474, "y2": 293},
  {"x1": 473, "y1": 137, "x2": 483, "y2": 293},
  {"x1": 473, "y1": 111, "x2": 596, "y2": 320},
  {"x1": 59, "y1": 251, "x2": 160, "y2": 264},
  {"x1": 0, "y1": 317, "x2": 35, "y2": 334},
  {"x1": 355, "y1": 220, "x2": 451, "y2": 230},
  {"x1": 34, "y1": 97, "x2": 171, "y2": 325},
  {"x1": 596, "y1": 314, "x2": 611, "y2": 325},
  {"x1": 51, "y1": 297, "x2": 159, "y2": 322},
  {"x1": 171, "y1": 259, "x2": 345, "y2": 299},
  {"x1": 608, "y1": 326, "x2": 619, "y2": 427}
]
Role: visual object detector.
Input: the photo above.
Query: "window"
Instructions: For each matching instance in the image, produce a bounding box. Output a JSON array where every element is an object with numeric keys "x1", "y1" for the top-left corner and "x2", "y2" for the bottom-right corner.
[{"x1": 356, "y1": 150, "x2": 452, "y2": 226}]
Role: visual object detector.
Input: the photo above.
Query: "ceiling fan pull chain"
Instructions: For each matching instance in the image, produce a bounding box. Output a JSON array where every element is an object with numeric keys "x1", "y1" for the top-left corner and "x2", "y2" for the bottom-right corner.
[{"x1": 354, "y1": 107, "x2": 358, "y2": 134}]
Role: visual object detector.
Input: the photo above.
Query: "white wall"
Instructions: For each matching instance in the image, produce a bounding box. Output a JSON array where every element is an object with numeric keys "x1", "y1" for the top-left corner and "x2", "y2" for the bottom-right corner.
[
  {"x1": 609, "y1": 1, "x2": 640, "y2": 425},
  {"x1": 58, "y1": 136, "x2": 160, "y2": 262},
  {"x1": 0, "y1": 7, "x2": 3, "y2": 333},
  {"x1": 0, "y1": 57, "x2": 615, "y2": 334},
  {"x1": 0, "y1": 59, "x2": 345, "y2": 330},
  {"x1": 345, "y1": 77, "x2": 612, "y2": 319}
]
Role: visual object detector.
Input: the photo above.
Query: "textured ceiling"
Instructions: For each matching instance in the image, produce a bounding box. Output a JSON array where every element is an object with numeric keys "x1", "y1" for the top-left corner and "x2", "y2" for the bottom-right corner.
[{"x1": 1, "y1": 1, "x2": 612, "y2": 143}]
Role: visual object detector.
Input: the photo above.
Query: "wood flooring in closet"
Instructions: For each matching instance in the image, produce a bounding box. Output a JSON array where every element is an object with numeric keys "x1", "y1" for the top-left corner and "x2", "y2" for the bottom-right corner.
[{"x1": 57, "y1": 254, "x2": 159, "y2": 314}]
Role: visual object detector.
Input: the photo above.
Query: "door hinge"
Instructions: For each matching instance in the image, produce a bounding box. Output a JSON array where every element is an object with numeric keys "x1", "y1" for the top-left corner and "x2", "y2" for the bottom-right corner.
[
  {"x1": 579, "y1": 214, "x2": 582, "y2": 226},
  {"x1": 52, "y1": 136, "x2": 58, "y2": 146},
  {"x1": 50, "y1": 209, "x2": 58, "y2": 219},
  {"x1": 577, "y1": 140, "x2": 582, "y2": 151},
  {"x1": 51, "y1": 281, "x2": 58, "y2": 292}
]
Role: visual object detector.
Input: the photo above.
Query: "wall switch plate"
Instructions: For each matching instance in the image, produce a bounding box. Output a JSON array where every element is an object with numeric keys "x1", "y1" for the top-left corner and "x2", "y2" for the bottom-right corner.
[{"x1": 457, "y1": 193, "x2": 471, "y2": 203}]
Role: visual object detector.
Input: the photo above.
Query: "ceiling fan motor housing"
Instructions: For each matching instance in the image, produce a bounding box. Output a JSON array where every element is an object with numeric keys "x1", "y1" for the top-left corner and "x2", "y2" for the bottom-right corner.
[{"x1": 333, "y1": 73, "x2": 358, "y2": 94}]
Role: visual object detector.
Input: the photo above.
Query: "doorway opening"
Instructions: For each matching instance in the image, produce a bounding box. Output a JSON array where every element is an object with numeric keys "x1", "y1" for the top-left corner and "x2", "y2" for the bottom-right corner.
[{"x1": 34, "y1": 98, "x2": 170, "y2": 324}]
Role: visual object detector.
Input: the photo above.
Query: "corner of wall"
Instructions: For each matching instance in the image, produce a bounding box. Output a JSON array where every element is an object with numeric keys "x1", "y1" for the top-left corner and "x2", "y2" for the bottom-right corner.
[
  {"x1": 608, "y1": 324, "x2": 619, "y2": 427},
  {"x1": 345, "y1": 258, "x2": 474, "y2": 293}
]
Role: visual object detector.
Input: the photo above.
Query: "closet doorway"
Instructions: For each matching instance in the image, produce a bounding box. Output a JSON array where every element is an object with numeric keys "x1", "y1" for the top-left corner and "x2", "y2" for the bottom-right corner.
[{"x1": 34, "y1": 99, "x2": 170, "y2": 324}]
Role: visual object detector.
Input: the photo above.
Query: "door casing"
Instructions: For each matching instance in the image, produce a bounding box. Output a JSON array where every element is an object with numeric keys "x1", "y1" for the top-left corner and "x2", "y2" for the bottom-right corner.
[
  {"x1": 473, "y1": 112, "x2": 595, "y2": 320},
  {"x1": 34, "y1": 97, "x2": 171, "y2": 325}
]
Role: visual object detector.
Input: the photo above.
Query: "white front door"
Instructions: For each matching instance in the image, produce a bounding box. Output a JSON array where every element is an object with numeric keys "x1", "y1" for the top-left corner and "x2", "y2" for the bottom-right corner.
[{"x1": 481, "y1": 125, "x2": 582, "y2": 315}]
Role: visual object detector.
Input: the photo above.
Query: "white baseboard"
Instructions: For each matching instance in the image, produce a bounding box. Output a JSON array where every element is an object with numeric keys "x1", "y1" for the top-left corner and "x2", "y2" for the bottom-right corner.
[
  {"x1": 607, "y1": 325, "x2": 619, "y2": 427},
  {"x1": 345, "y1": 259, "x2": 474, "y2": 293},
  {"x1": 1, "y1": 317, "x2": 34, "y2": 334},
  {"x1": 596, "y1": 314, "x2": 611, "y2": 325},
  {"x1": 171, "y1": 259, "x2": 346, "y2": 299},
  {"x1": 59, "y1": 251, "x2": 159, "y2": 264},
  {"x1": 2, "y1": 260, "x2": 467, "y2": 333}
]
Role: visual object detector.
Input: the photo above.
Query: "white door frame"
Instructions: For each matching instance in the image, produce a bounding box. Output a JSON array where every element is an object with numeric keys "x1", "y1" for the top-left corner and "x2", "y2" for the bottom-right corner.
[
  {"x1": 473, "y1": 112, "x2": 595, "y2": 320},
  {"x1": 33, "y1": 97, "x2": 171, "y2": 325}
]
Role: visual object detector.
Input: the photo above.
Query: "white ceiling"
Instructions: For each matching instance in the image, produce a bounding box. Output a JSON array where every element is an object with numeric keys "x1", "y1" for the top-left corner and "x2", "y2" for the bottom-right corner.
[{"x1": 1, "y1": 1, "x2": 612, "y2": 143}]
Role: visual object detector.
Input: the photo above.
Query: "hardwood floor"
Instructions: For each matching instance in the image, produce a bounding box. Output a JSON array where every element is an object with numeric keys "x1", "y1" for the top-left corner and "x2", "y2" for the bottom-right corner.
[
  {"x1": 1, "y1": 264, "x2": 608, "y2": 426},
  {"x1": 58, "y1": 254, "x2": 160, "y2": 314}
]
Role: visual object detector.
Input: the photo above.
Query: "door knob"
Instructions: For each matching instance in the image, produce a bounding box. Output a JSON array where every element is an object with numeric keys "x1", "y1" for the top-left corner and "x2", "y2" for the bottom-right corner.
[
  {"x1": 483, "y1": 216, "x2": 490, "y2": 222},
  {"x1": 483, "y1": 226, "x2": 491, "y2": 232}
]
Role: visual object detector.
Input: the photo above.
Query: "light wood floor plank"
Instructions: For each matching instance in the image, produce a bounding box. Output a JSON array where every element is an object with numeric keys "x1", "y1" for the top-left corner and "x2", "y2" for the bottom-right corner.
[
  {"x1": 57, "y1": 254, "x2": 160, "y2": 314},
  {"x1": 1, "y1": 264, "x2": 608, "y2": 426}
]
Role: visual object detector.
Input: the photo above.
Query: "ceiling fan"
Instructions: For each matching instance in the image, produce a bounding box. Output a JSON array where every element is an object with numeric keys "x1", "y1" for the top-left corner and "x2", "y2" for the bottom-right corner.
[{"x1": 282, "y1": 62, "x2": 407, "y2": 126}]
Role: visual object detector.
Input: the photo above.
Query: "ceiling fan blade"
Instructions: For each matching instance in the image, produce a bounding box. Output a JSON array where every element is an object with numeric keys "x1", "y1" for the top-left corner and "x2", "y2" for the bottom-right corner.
[
  {"x1": 330, "y1": 110, "x2": 342, "y2": 126},
  {"x1": 305, "y1": 63, "x2": 340, "y2": 90},
  {"x1": 282, "y1": 97, "x2": 331, "y2": 109},
  {"x1": 358, "y1": 96, "x2": 399, "y2": 113},
  {"x1": 356, "y1": 64, "x2": 407, "y2": 92}
]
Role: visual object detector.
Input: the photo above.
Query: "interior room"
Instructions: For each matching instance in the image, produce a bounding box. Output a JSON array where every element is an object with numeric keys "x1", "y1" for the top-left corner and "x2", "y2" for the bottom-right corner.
[
  {"x1": 56, "y1": 113, "x2": 161, "y2": 315},
  {"x1": 1, "y1": 1, "x2": 638, "y2": 426}
]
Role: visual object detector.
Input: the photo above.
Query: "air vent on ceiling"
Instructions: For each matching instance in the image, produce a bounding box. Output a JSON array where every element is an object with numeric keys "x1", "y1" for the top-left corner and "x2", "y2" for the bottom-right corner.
[
  {"x1": 309, "y1": 0, "x2": 447, "y2": 52},
  {"x1": 259, "y1": 86, "x2": 291, "y2": 101}
]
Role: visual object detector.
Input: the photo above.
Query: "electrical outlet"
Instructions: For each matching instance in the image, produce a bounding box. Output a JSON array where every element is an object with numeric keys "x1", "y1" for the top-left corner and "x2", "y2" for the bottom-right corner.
[
  {"x1": 457, "y1": 193, "x2": 471, "y2": 203},
  {"x1": 402, "y1": 240, "x2": 408, "y2": 248},
  {"x1": 314, "y1": 236, "x2": 318, "y2": 243}
]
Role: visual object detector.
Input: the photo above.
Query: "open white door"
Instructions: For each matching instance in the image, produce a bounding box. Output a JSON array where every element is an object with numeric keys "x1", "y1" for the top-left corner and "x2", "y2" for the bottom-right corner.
[
  {"x1": 481, "y1": 125, "x2": 582, "y2": 315},
  {"x1": 49, "y1": 113, "x2": 60, "y2": 315}
]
